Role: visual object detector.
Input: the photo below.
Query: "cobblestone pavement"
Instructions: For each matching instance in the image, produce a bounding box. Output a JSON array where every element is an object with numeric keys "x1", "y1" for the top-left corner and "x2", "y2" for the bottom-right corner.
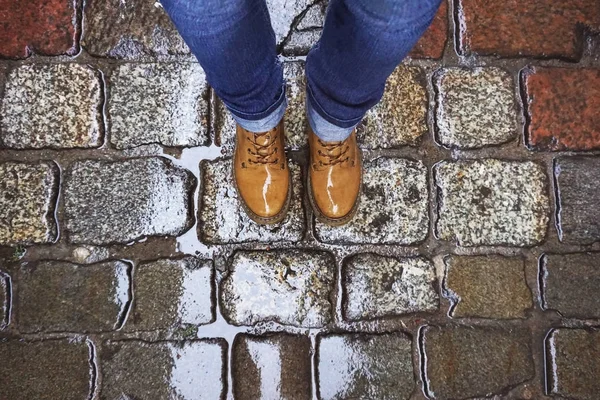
[{"x1": 0, "y1": 0, "x2": 599, "y2": 399}]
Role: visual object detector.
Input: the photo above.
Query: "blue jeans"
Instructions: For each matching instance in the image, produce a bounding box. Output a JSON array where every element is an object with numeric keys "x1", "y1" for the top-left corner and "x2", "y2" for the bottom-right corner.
[{"x1": 161, "y1": 0, "x2": 441, "y2": 141}]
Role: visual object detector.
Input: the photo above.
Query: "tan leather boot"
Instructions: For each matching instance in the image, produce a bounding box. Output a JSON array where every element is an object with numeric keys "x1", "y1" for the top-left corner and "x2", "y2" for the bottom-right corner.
[
  {"x1": 308, "y1": 127, "x2": 362, "y2": 226},
  {"x1": 233, "y1": 121, "x2": 291, "y2": 225}
]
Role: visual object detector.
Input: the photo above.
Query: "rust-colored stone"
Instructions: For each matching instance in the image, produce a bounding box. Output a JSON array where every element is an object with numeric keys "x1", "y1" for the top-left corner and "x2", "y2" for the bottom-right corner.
[
  {"x1": 524, "y1": 67, "x2": 600, "y2": 151},
  {"x1": 458, "y1": 0, "x2": 600, "y2": 59},
  {"x1": 0, "y1": 0, "x2": 77, "y2": 59},
  {"x1": 410, "y1": 0, "x2": 448, "y2": 59}
]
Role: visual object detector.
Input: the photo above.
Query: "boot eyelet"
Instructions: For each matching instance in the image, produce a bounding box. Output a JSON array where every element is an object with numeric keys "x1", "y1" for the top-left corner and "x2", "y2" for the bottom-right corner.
[{"x1": 242, "y1": 162, "x2": 247, "y2": 168}]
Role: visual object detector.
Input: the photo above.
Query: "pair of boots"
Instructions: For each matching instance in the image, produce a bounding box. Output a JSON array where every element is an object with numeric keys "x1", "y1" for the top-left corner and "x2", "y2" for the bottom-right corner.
[{"x1": 233, "y1": 121, "x2": 361, "y2": 226}]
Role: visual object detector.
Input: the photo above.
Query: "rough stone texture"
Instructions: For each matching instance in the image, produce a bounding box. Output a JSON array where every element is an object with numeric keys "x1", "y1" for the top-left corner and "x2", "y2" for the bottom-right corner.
[
  {"x1": 0, "y1": 272, "x2": 8, "y2": 330},
  {"x1": 409, "y1": 0, "x2": 448, "y2": 59},
  {"x1": 546, "y1": 329, "x2": 600, "y2": 400},
  {"x1": 444, "y1": 256, "x2": 533, "y2": 319},
  {"x1": 199, "y1": 158, "x2": 304, "y2": 244},
  {"x1": 358, "y1": 66, "x2": 428, "y2": 149},
  {"x1": 435, "y1": 159, "x2": 550, "y2": 247},
  {"x1": 317, "y1": 333, "x2": 414, "y2": 400},
  {"x1": 435, "y1": 68, "x2": 518, "y2": 149},
  {"x1": 126, "y1": 257, "x2": 214, "y2": 332},
  {"x1": 542, "y1": 253, "x2": 600, "y2": 319},
  {"x1": 82, "y1": 0, "x2": 188, "y2": 59},
  {"x1": 0, "y1": 0, "x2": 77, "y2": 58},
  {"x1": 423, "y1": 326, "x2": 534, "y2": 399},
  {"x1": 100, "y1": 340, "x2": 227, "y2": 400},
  {"x1": 0, "y1": 64, "x2": 103, "y2": 149},
  {"x1": 16, "y1": 261, "x2": 130, "y2": 333},
  {"x1": 524, "y1": 67, "x2": 600, "y2": 151},
  {"x1": 555, "y1": 157, "x2": 600, "y2": 244},
  {"x1": 0, "y1": 162, "x2": 58, "y2": 245},
  {"x1": 64, "y1": 157, "x2": 196, "y2": 245},
  {"x1": 221, "y1": 250, "x2": 335, "y2": 328},
  {"x1": 342, "y1": 254, "x2": 439, "y2": 321},
  {"x1": 109, "y1": 63, "x2": 209, "y2": 149},
  {"x1": 267, "y1": 0, "x2": 314, "y2": 46},
  {"x1": 458, "y1": 0, "x2": 600, "y2": 59},
  {"x1": 232, "y1": 333, "x2": 312, "y2": 400},
  {"x1": 283, "y1": 29, "x2": 322, "y2": 56},
  {"x1": 315, "y1": 157, "x2": 429, "y2": 245},
  {"x1": 0, "y1": 339, "x2": 91, "y2": 400}
]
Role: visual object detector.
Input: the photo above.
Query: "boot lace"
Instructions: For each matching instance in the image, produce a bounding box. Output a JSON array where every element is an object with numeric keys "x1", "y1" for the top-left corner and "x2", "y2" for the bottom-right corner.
[
  {"x1": 247, "y1": 132, "x2": 279, "y2": 165},
  {"x1": 317, "y1": 139, "x2": 350, "y2": 167}
]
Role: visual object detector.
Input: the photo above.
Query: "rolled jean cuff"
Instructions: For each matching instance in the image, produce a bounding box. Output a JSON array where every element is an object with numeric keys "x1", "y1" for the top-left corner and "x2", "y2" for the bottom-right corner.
[
  {"x1": 306, "y1": 95, "x2": 357, "y2": 142},
  {"x1": 227, "y1": 84, "x2": 287, "y2": 133}
]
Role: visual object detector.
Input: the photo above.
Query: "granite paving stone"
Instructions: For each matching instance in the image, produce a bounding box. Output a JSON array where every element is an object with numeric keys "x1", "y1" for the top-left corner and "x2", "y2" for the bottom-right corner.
[
  {"x1": 282, "y1": 30, "x2": 322, "y2": 56},
  {"x1": 342, "y1": 254, "x2": 439, "y2": 321},
  {"x1": 199, "y1": 158, "x2": 304, "y2": 244},
  {"x1": 315, "y1": 157, "x2": 429, "y2": 245},
  {"x1": 126, "y1": 257, "x2": 214, "y2": 332},
  {"x1": 435, "y1": 68, "x2": 518, "y2": 149},
  {"x1": 0, "y1": 0, "x2": 77, "y2": 58},
  {"x1": 232, "y1": 333, "x2": 312, "y2": 400},
  {"x1": 64, "y1": 157, "x2": 196, "y2": 245},
  {"x1": 457, "y1": 0, "x2": 600, "y2": 59},
  {"x1": 317, "y1": 333, "x2": 414, "y2": 400},
  {"x1": 0, "y1": 339, "x2": 91, "y2": 400},
  {"x1": 0, "y1": 162, "x2": 58, "y2": 245},
  {"x1": 99, "y1": 340, "x2": 227, "y2": 400},
  {"x1": 542, "y1": 253, "x2": 600, "y2": 319},
  {"x1": 525, "y1": 67, "x2": 600, "y2": 151},
  {"x1": 1, "y1": 64, "x2": 103, "y2": 149},
  {"x1": 422, "y1": 326, "x2": 534, "y2": 399},
  {"x1": 435, "y1": 159, "x2": 550, "y2": 246},
  {"x1": 109, "y1": 63, "x2": 209, "y2": 149},
  {"x1": 221, "y1": 250, "x2": 335, "y2": 328},
  {"x1": 555, "y1": 157, "x2": 600, "y2": 244},
  {"x1": 444, "y1": 255, "x2": 533, "y2": 319},
  {"x1": 409, "y1": 0, "x2": 448, "y2": 59},
  {"x1": 16, "y1": 260, "x2": 130, "y2": 333},
  {"x1": 1, "y1": 272, "x2": 8, "y2": 330},
  {"x1": 267, "y1": 0, "x2": 315, "y2": 47}
]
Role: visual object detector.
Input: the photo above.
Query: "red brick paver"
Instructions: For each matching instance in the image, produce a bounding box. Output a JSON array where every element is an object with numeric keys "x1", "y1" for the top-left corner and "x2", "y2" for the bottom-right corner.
[
  {"x1": 524, "y1": 67, "x2": 600, "y2": 151},
  {"x1": 409, "y1": 0, "x2": 448, "y2": 59},
  {"x1": 0, "y1": 0, "x2": 77, "y2": 59},
  {"x1": 458, "y1": 0, "x2": 600, "y2": 60}
]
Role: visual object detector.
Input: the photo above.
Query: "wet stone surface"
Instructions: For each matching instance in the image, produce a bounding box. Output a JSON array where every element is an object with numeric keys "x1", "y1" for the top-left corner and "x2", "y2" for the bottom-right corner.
[
  {"x1": 0, "y1": 339, "x2": 91, "y2": 400},
  {"x1": 444, "y1": 255, "x2": 533, "y2": 319},
  {"x1": 99, "y1": 340, "x2": 227, "y2": 400},
  {"x1": 435, "y1": 68, "x2": 517, "y2": 149},
  {"x1": 64, "y1": 157, "x2": 196, "y2": 245},
  {"x1": 0, "y1": 162, "x2": 58, "y2": 246},
  {"x1": 221, "y1": 250, "x2": 335, "y2": 328},
  {"x1": 546, "y1": 329, "x2": 600, "y2": 400},
  {"x1": 542, "y1": 253, "x2": 600, "y2": 319},
  {"x1": 435, "y1": 159, "x2": 550, "y2": 247},
  {"x1": 109, "y1": 63, "x2": 209, "y2": 149},
  {"x1": 0, "y1": 272, "x2": 8, "y2": 330},
  {"x1": 232, "y1": 333, "x2": 312, "y2": 400},
  {"x1": 126, "y1": 257, "x2": 214, "y2": 332},
  {"x1": 1, "y1": 64, "x2": 103, "y2": 149},
  {"x1": 422, "y1": 326, "x2": 534, "y2": 399},
  {"x1": 343, "y1": 254, "x2": 439, "y2": 321},
  {"x1": 16, "y1": 260, "x2": 130, "y2": 333},
  {"x1": 555, "y1": 157, "x2": 600, "y2": 244},
  {"x1": 198, "y1": 158, "x2": 305, "y2": 244},
  {"x1": 315, "y1": 157, "x2": 429, "y2": 245},
  {"x1": 317, "y1": 333, "x2": 414, "y2": 400},
  {"x1": 408, "y1": 0, "x2": 448, "y2": 59}
]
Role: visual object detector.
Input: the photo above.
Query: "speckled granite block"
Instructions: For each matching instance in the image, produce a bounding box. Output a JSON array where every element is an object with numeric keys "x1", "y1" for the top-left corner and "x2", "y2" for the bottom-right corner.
[
  {"x1": 435, "y1": 68, "x2": 518, "y2": 148},
  {"x1": 342, "y1": 254, "x2": 439, "y2": 321},
  {"x1": 280, "y1": 0, "x2": 325, "y2": 55},
  {"x1": 267, "y1": 0, "x2": 314, "y2": 46},
  {"x1": 109, "y1": 63, "x2": 209, "y2": 149},
  {"x1": 99, "y1": 340, "x2": 227, "y2": 400},
  {"x1": 0, "y1": 64, "x2": 103, "y2": 149},
  {"x1": 315, "y1": 157, "x2": 429, "y2": 245},
  {"x1": 444, "y1": 255, "x2": 533, "y2": 319},
  {"x1": 317, "y1": 333, "x2": 414, "y2": 400},
  {"x1": 198, "y1": 158, "x2": 304, "y2": 244},
  {"x1": 221, "y1": 250, "x2": 335, "y2": 327},
  {"x1": 16, "y1": 261, "x2": 130, "y2": 333},
  {"x1": 125, "y1": 257, "x2": 214, "y2": 332},
  {"x1": 435, "y1": 159, "x2": 550, "y2": 247},
  {"x1": 0, "y1": 272, "x2": 8, "y2": 330},
  {"x1": 0, "y1": 162, "x2": 58, "y2": 245},
  {"x1": 357, "y1": 65, "x2": 428, "y2": 149},
  {"x1": 64, "y1": 157, "x2": 196, "y2": 245},
  {"x1": 0, "y1": 340, "x2": 91, "y2": 400}
]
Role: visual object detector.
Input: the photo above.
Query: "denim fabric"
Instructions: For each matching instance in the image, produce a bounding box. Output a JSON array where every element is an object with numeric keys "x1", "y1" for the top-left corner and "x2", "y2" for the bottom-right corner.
[{"x1": 161, "y1": 0, "x2": 442, "y2": 139}]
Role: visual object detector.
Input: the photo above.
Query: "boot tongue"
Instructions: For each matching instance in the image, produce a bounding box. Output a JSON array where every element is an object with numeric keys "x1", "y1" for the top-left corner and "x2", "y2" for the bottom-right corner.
[{"x1": 253, "y1": 133, "x2": 273, "y2": 147}]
